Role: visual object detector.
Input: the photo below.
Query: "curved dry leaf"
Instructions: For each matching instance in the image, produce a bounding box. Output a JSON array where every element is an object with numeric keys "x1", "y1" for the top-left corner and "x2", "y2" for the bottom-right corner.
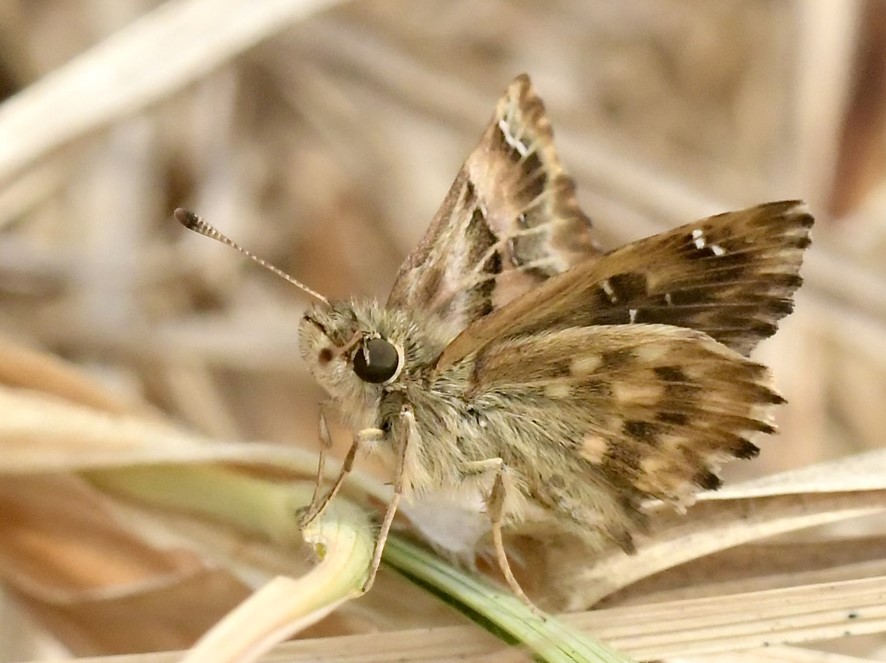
[
  {"x1": 181, "y1": 498, "x2": 374, "y2": 663},
  {"x1": 0, "y1": 473, "x2": 252, "y2": 655},
  {"x1": 0, "y1": 474, "x2": 208, "y2": 602},
  {"x1": 0, "y1": 0, "x2": 349, "y2": 182},
  {"x1": 557, "y1": 490, "x2": 886, "y2": 608},
  {"x1": 710, "y1": 449, "x2": 886, "y2": 498},
  {"x1": 534, "y1": 447, "x2": 886, "y2": 609},
  {"x1": 0, "y1": 385, "x2": 313, "y2": 474},
  {"x1": 0, "y1": 336, "x2": 140, "y2": 414},
  {"x1": 601, "y1": 538, "x2": 886, "y2": 607},
  {"x1": 71, "y1": 574, "x2": 880, "y2": 663},
  {"x1": 14, "y1": 570, "x2": 251, "y2": 656}
]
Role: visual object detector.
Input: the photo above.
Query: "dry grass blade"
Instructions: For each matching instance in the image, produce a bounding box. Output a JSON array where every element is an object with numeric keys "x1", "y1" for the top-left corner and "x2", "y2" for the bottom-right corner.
[
  {"x1": 588, "y1": 576, "x2": 886, "y2": 660},
  {"x1": 177, "y1": 488, "x2": 374, "y2": 663},
  {"x1": 0, "y1": 0, "x2": 347, "y2": 183},
  {"x1": 710, "y1": 450, "x2": 886, "y2": 497},
  {"x1": 672, "y1": 645, "x2": 878, "y2": 662},
  {"x1": 34, "y1": 574, "x2": 884, "y2": 663},
  {"x1": 555, "y1": 451, "x2": 886, "y2": 607},
  {"x1": 0, "y1": 385, "x2": 312, "y2": 474},
  {"x1": 0, "y1": 336, "x2": 140, "y2": 414}
]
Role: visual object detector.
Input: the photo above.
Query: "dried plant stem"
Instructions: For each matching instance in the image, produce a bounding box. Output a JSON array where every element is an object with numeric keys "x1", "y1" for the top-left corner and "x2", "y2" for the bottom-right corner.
[
  {"x1": 85, "y1": 465, "x2": 316, "y2": 541},
  {"x1": 0, "y1": 0, "x2": 346, "y2": 184},
  {"x1": 572, "y1": 490, "x2": 886, "y2": 607},
  {"x1": 86, "y1": 465, "x2": 376, "y2": 663},
  {"x1": 24, "y1": 574, "x2": 886, "y2": 662}
]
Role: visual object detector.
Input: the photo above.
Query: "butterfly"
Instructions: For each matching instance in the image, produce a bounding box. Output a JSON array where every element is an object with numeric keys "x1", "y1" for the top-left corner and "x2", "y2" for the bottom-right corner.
[{"x1": 176, "y1": 73, "x2": 812, "y2": 604}]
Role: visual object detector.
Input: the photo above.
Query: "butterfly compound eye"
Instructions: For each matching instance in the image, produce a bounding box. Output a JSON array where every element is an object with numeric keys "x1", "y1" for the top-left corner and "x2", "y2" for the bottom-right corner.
[{"x1": 352, "y1": 338, "x2": 401, "y2": 384}]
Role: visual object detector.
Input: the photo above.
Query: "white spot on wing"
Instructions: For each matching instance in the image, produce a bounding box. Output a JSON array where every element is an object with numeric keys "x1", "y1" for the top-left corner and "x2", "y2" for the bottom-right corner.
[
  {"x1": 580, "y1": 434, "x2": 608, "y2": 464},
  {"x1": 498, "y1": 118, "x2": 529, "y2": 157},
  {"x1": 635, "y1": 342, "x2": 668, "y2": 362},
  {"x1": 710, "y1": 243, "x2": 726, "y2": 256},
  {"x1": 545, "y1": 382, "x2": 571, "y2": 399},
  {"x1": 665, "y1": 293, "x2": 673, "y2": 306},
  {"x1": 601, "y1": 279, "x2": 617, "y2": 303},
  {"x1": 613, "y1": 381, "x2": 664, "y2": 404},
  {"x1": 629, "y1": 308, "x2": 638, "y2": 323},
  {"x1": 571, "y1": 354, "x2": 602, "y2": 375},
  {"x1": 691, "y1": 228, "x2": 706, "y2": 250}
]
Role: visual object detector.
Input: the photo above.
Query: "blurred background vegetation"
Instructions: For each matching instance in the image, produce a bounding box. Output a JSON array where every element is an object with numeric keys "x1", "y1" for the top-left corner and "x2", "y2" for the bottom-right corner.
[{"x1": 0, "y1": 1, "x2": 884, "y2": 661}]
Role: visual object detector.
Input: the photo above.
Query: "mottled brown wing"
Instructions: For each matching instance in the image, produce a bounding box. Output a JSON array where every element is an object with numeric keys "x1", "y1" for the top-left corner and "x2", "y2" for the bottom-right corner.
[
  {"x1": 438, "y1": 201, "x2": 813, "y2": 369},
  {"x1": 387, "y1": 74, "x2": 600, "y2": 341},
  {"x1": 440, "y1": 324, "x2": 782, "y2": 549}
]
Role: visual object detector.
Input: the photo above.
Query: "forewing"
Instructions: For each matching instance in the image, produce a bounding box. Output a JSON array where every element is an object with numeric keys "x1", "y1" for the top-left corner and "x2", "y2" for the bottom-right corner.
[
  {"x1": 387, "y1": 74, "x2": 600, "y2": 341},
  {"x1": 447, "y1": 324, "x2": 782, "y2": 548},
  {"x1": 439, "y1": 201, "x2": 813, "y2": 368}
]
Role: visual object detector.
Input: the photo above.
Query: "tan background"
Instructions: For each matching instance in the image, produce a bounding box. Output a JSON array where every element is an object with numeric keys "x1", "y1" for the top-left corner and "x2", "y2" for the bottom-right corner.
[{"x1": 0, "y1": 0, "x2": 884, "y2": 660}]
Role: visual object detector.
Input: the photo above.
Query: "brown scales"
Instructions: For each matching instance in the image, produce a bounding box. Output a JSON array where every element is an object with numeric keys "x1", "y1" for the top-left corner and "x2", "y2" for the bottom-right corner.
[
  {"x1": 438, "y1": 201, "x2": 813, "y2": 366},
  {"x1": 455, "y1": 323, "x2": 782, "y2": 533},
  {"x1": 389, "y1": 80, "x2": 810, "y2": 556},
  {"x1": 406, "y1": 77, "x2": 812, "y2": 564},
  {"x1": 388, "y1": 74, "x2": 601, "y2": 342}
]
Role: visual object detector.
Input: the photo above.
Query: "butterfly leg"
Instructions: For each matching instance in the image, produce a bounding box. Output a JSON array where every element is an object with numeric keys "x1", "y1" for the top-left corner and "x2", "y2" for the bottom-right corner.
[
  {"x1": 362, "y1": 405, "x2": 416, "y2": 593},
  {"x1": 463, "y1": 458, "x2": 538, "y2": 609},
  {"x1": 305, "y1": 407, "x2": 332, "y2": 520},
  {"x1": 487, "y1": 467, "x2": 538, "y2": 610},
  {"x1": 299, "y1": 426, "x2": 384, "y2": 528}
]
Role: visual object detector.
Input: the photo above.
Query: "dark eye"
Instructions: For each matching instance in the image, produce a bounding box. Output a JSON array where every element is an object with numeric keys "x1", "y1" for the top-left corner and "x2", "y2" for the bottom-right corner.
[{"x1": 352, "y1": 338, "x2": 400, "y2": 384}]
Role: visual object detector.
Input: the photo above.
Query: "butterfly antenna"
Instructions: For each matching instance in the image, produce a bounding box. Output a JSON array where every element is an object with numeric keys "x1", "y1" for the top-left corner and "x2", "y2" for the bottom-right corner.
[{"x1": 174, "y1": 208, "x2": 329, "y2": 306}]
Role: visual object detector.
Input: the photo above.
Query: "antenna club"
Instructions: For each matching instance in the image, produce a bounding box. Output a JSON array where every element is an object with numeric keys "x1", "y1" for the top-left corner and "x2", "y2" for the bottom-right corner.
[
  {"x1": 171, "y1": 207, "x2": 330, "y2": 306},
  {"x1": 174, "y1": 208, "x2": 202, "y2": 231}
]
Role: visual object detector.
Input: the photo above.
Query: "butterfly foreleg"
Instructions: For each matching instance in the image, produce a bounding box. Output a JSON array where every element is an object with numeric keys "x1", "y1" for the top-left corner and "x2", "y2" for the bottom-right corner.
[
  {"x1": 304, "y1": 406, "x2": 332, "y2": 520},
  {"x1": 362, "y1": 405, "x2": 416, "y2": 593},
  {"x1": 299, "y1": 424, "x2": 384, "y2": 528}
]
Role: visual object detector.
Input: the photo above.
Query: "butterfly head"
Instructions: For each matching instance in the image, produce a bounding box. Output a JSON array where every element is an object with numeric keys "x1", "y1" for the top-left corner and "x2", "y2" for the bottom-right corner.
[
  {"x1": 299, "y1": 301, "x2": 406, "y2": 403},
  {"x1": 172, "y1": 209, "x2": 408, "y2": 400}
]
